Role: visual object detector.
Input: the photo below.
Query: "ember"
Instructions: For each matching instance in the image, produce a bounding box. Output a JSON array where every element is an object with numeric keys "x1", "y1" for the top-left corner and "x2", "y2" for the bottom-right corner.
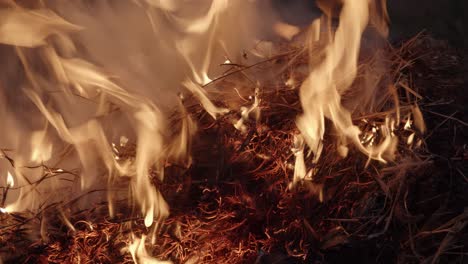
[{"x1": 0, "y1": 0, "x2": 466, "y2": 263}]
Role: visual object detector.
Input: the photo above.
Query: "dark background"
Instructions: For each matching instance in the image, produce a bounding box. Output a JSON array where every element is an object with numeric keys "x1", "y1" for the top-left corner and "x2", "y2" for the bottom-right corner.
[{"x1": 272, "y1": 0, "x2": 467, "y2": 48}]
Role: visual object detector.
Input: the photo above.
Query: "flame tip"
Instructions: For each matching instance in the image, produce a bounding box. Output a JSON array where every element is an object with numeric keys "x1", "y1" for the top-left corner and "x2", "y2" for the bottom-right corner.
[{"x1": 6, "y1": 171, "x2": 14, "y2": 187}]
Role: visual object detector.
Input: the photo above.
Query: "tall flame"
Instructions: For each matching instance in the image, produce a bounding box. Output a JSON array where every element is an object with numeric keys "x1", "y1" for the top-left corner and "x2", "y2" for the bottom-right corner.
[{"x1": 295, "y1": 0, "x2": 397, "y2": 178}]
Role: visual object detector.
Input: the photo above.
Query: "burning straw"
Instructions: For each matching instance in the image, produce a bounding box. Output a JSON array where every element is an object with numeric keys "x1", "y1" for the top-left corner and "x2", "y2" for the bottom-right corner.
[
  {"x1": 0, "y1": 33, "x2": 462, "y2": 263},
  {"x1": 1, "y1": 0, "x2": 467, "y2": 263}
]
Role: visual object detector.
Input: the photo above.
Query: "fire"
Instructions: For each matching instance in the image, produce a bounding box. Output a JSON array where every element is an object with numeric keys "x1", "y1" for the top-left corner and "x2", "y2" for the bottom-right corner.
[
  {"x1": 233, "y1": 87, "x2": 260, "y2": 133},
  {"x1": 0, "y1": 171, "x2": 14, "y2": 213},
  {"x1": 297, "y1": 0, "x2": 396, "y2": 168},
  {"x1": 6, "y1": 171, "x2": 14, "y2": 187},
  {"x1": 128, "y1": 235, "x2": 172, "y2": 264},
  {"x1": 0, "y1": 0, "x2": 425, "y2": 262}
]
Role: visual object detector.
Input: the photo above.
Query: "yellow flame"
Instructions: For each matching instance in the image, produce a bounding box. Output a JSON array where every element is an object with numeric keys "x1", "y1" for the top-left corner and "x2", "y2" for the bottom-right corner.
[
  {"x1": 30, "y1": 129, "x2": 53, "y2": 162},
  {"x1": 183, "y1": 80, "x2": 229, "y2": 120},
  {"x1": 128, "y1": 235, "x2": 172, "y2": 264},
  {"x1": 295, "y1": 0, "x2": 397, "y2": 181},
  {"x1": 404, "y1": 118, "x2": 412, "y2": 130},
  {"x1": 290, "y1": 134, "x2": 306, "y2": 188},
  {"x1": 412, "y1": 105, "x2": 426, "y2": 133},
  {"x1": 6, "y1": 171, "x2": 14, "y2": 187},
  {"x1": 407, "y1": 133, "x2": 415, "y2": 145},
  {"x1": 233, "y1": 88, "x2": 260, "y2": 133}
]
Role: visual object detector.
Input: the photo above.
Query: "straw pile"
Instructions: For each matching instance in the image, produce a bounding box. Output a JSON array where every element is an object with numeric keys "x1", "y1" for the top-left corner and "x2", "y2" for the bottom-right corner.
[{"x1": 1, "y1": 33, "x2": 466, "y2": 264}]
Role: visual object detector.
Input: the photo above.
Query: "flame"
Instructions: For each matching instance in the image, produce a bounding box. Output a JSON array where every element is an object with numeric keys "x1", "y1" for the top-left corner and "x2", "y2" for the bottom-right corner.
[
  {"x1": 233, "y1": 87, "x2": 260, "y2": 133},
  {"x1": 30, "y1": 129, "x2": 53, "y2": 162},
  {"x1": 183, "y1": 80, "x2": 229, "y2": 120},
  {"x1": 295, "y1": 0, "x2": 397, "y2": 181},
  {"x1": 6, "y1": 171, "x2": 14, "y2": 187},
  {"x1": 297, "y1": 0, "x2": 370, "y2": 164},
  {"x1": 128, "y1": 235, "x2": 172, "y2": 264},
  {"x1": 404, "y1": 118, "x2": 412, "y2": 130},
  {"x1": 0, "y1": 2, "x2": 179, "y2": 224},
  {"x1": 412, "y1": 105, "x2": 426, "y2": 133},
  {"x1": 290, "y1": 134, "x2": 306, "y2": 188}
]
